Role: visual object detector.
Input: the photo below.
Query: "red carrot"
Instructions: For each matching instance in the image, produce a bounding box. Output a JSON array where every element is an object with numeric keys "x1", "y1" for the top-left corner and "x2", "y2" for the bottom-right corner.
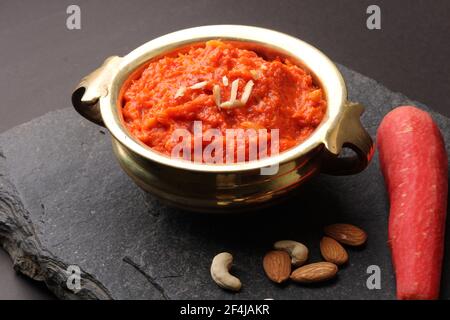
[{"x1": 377, "y1": 106, "x2": 448, "y2": 300}]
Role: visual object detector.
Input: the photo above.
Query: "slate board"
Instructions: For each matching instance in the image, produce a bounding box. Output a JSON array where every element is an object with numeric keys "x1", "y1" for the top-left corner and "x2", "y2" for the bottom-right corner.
[{"x1": 0, "y1": 64, "x2": 448, "y2": 300}]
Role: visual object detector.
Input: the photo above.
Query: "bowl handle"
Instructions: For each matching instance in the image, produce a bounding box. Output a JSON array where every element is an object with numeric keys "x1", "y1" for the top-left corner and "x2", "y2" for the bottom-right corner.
[
  {"x1": 321, "y1": 102, "x2": 375, "y2": 175},
  {"x1": 71, "y1": 56, "x2": 122, "y2": 127}
]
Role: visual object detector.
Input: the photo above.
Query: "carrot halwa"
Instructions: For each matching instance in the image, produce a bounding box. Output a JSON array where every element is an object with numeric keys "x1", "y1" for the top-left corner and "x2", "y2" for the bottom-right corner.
[{"x1": 122, "y1": 40, "x2": 326, "y2": 161}]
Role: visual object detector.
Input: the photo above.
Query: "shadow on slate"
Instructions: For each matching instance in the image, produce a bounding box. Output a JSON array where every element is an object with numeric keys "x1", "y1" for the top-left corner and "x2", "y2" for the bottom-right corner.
[{"x1": 0, "y1": 64, "x2": 449, "y2": 300}]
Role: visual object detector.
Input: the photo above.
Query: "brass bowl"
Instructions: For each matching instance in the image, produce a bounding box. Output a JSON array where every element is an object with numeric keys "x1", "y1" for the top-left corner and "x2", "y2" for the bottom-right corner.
[{"x1": 72, "y1": 25, "x2": 374, "y2": 212}]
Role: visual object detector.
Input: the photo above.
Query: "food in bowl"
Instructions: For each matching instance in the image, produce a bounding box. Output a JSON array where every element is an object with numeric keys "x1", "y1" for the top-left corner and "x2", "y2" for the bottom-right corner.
[
  {"x1": 121, "y1": 40, "x2": 327, "y2": 163},
  {"x1": 72, "y1": 25, "x2": 374, "y2": 212}
]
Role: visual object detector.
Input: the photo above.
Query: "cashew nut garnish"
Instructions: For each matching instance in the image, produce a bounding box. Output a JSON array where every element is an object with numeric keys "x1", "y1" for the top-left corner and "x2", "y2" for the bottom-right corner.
[
  {"x1": 273, "y1": 240, "x2": 309, "y2": 267},
  {"x1": 210, "y1": 252, "x2": 242, "y2": 292}
]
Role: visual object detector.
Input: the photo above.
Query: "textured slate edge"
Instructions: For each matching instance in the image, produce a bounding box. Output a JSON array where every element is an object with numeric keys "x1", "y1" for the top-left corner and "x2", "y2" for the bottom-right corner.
[{"x1": 0, "y1": 149, "x2": 112, "y2": 299}]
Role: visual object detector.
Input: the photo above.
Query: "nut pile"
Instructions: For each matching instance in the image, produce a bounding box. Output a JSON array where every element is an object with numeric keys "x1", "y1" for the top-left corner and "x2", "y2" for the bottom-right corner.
[{"x1": 210, "y1": 223, "x2": 367, "y2": 291}]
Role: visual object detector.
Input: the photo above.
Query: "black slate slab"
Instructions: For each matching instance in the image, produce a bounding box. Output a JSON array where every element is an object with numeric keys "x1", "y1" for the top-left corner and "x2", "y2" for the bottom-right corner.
[{"x1": 0, "y1": 65, "x2": 448, "y2": 300}]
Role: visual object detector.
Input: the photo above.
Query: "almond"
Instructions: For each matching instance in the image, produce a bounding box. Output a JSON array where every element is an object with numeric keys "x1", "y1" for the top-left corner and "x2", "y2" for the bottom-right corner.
[
  {"x1": 320, "y1": 236, "x2": 349, "y2": 265},
  {"x1": 324, "y1": 223, "x2": 367, "y2": 246},
  {"x1": 263, "y1": 250, "x2": 291, "y2": 283},
  {"x1": 290, "y1": 262, "x2": 338, "y2": 283}
]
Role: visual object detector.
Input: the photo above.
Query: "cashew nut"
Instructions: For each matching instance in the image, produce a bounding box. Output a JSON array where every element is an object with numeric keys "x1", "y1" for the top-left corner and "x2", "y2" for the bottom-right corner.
[
  {"x1": 210, "y1": 252, "x2": 242, "y2": 292},
  {"x1": 273, "y1": 240, "x2": 309, "y2": 267}
]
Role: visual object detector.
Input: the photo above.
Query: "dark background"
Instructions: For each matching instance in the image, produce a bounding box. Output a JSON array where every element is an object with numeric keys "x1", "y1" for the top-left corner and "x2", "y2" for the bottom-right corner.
[{"x1": 0, "y1": 0, "x2": 448, "y2": 299}]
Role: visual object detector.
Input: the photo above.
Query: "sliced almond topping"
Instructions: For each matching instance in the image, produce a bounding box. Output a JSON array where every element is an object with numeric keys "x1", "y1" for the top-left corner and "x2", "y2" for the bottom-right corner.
[
  {"x1": 174, "y1": 86, "x2": 186, "y2": 98},
  {"x1": 189, "y1": 81, "x2": 208, "y2": 89},
  {"x1": 212, "y1": 78, "x2": 254, "y2": 109},
  {"x1": 219, "y1": 100, "x2": 244, "y2": 109},
  {"x1": 240, "y1": 80, "x2": 254, "y2": 104},
  {"x1": 222, "y1": 75, "x2": 229, "y2": 86},
  {"x1": 229, "y1": 79, "x2": 239, "y2": 104}
]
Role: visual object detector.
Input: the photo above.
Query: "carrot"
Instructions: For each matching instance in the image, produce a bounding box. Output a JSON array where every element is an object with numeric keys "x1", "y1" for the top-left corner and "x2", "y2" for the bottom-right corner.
[{"x1": 377, "y1": 106, "x2": 448, "y2": 300}]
